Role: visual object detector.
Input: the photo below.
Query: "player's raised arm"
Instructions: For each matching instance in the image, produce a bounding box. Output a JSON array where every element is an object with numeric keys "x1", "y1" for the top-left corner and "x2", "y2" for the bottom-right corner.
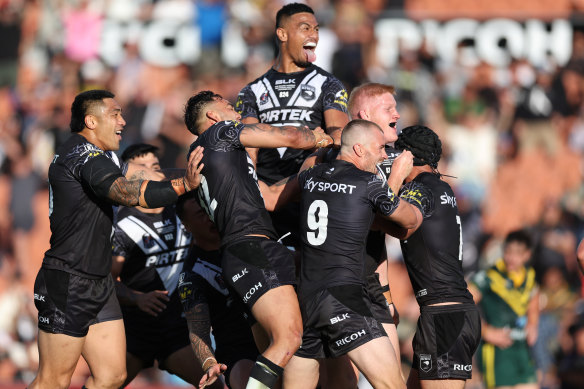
[
  {"x1": 239, "y1": 123, "x2": 333, "y2": 150},
  {"x1": 98, "y1": 146, "x2": 204, "y2": 208}
]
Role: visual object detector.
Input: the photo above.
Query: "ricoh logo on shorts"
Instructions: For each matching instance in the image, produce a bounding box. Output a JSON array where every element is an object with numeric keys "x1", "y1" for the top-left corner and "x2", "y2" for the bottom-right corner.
[
  {"x1": 243, "y1": 282, "x2": 262, "y2": 303},
  {"x1": 453, "y1": 364, "x2": 472, "y2": 372},
  {"x1": 330, "y1": 313, "x2": 350, "y2": 325},
  {"x1": 39, "y1": 316, "x2": 50, "y2": 324},
  {"x1": 232, "y1": 268, "x2": 249, "y2": 283},
  {"x1": 34, "y1": 293, "x2": 46, "y2": 302},
  {"x1": 335, "y1": 329, "x2": 366, "y2": 347}
]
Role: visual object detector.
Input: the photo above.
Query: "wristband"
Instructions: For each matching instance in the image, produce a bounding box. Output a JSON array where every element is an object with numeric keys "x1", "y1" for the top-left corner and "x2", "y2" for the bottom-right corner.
[{"x1": 202, "y1": 357, "x2": 217, "y2": 372}]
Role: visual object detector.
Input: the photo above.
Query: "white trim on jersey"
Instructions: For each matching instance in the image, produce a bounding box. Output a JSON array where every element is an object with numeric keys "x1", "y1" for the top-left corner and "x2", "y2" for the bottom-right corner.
[
  {"x1": 261, "y1": 78, "x2": 280, "y2": 107},
  {"x1": 293, "y1": 73, "x2": 328, "y2": 107},
  {"x1": 193, "y1": 259, "x2": 229, "y2": 296},
  {"x1": 117, "y1": 215, "x2": 191, "y2": 295},
  {"x1": 118, "y1": 215, "x2": 169, "y2": 253}
]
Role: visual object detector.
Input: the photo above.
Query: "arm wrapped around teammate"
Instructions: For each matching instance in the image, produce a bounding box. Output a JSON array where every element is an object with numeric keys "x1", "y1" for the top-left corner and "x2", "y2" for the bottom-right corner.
[{"x1": 138, "y1": 178, "x2": 188, "y2": 208}]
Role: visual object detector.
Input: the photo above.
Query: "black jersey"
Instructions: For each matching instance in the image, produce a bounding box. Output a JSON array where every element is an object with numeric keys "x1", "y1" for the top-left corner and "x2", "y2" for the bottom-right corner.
[
  {"x1": 112, "y1": 206, "x2": 191, "y2": 295},
  {"x1": 297, "y1": 160, "x2": 401, "y2": 300},
  {"x1": 398, "y1": 172, "x2": 474, "y2": 306},
  {"x1": 180, "y1": 246, "x2": 257, "y2": 362},
  {"x1": 188, "y1": 120, "x2": 277, "y2": 246},
  {"x1": 321, "y1": 147, "x2": 391, "y2": 271},
  {"x1": 236, "y1": 64, "x2": 348, "y2": 184},
  {"x1": 43, "y1": 134, "x2": 124, "y2": 278}
]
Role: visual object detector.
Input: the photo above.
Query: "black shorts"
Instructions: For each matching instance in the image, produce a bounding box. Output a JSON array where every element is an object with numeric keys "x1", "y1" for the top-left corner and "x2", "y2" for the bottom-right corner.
[
  {"x1": 123, "y1": 299, "x2": 190, "y2": 368},
  {"x1": 33, "y1": 267, "x2": 122, "y2": 337},
  {"x1": 412, "y1": 303, "x2": 481, "y2": 380},
  {"x1": 296, "y1": 284, "x2": 387, "y2": 359},
  {"x1": 365, "y1": 273, "x2": 393, "y2": 324},
  {"x1": 222, "y1": 237, "x2": 296, "y2": 309}
]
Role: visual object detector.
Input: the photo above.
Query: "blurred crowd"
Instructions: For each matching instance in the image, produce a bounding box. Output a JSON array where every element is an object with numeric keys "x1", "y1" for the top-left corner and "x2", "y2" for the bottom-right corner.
[{"x1": 1, "y1": 0, "x2": 584, "y2": 388}]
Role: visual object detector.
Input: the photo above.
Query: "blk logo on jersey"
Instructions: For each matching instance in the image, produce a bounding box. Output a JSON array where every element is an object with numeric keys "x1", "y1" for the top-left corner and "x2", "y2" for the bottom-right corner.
[{"x1": 420, "y1": 354, "x2": 432, "y2": 372}]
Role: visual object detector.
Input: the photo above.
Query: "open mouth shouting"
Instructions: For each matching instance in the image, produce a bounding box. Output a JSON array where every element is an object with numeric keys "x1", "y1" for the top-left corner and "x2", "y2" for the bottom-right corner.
[{"x1": 303, "y1": 41, "x2": 317, "y2": 63}]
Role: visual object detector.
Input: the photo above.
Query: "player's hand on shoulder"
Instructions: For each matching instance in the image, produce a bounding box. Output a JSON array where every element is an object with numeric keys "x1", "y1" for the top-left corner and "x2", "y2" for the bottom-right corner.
[
  {"x1": 313, "y1": 126, "x2": 334, "y2": 148},
  {"x1": 200, "y1": 362, "x2": 228, "y2": 389},
  {"x1": 185, "y1": 146, "x2": 205, "y2": 190},
  {"x1": 136, "y1": 290, "x2": 170, "y2": 316}
]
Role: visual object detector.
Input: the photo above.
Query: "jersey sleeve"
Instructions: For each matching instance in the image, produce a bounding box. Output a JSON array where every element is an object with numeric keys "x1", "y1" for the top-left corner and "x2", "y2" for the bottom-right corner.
[
  {"x1": 366, "y1": 176, "x2": 400, "y2": 217},
  {"x1": 202, "y1": 120, "x2": 246, "y2": 152},
  {"x1": 235, "y1": 85, "x2": 259, "y2": 119},
  {"x1": 321, "y1": 77, "x2": 349, "y2": 113},
  {"x1": 80, "y1": 153, "x2": 124, "y2": 199},
  {"x1": 399, "y1": 181, "x2": 435, "y2": 218}
]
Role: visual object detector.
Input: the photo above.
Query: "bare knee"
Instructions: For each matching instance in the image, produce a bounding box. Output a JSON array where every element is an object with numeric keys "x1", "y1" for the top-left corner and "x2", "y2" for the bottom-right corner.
[
  {"x1": 274, "y1": 327, "x2": 302, "y2": 354},
  {"x1": 91, "y1": 369, "x2": 127, "y2": 389}
]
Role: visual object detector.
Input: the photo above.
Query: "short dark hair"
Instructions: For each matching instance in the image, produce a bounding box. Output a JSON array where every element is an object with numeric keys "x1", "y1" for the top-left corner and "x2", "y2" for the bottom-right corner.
[
  {"x1": 275, "y1": 2, "x2": 314, "y2": 30},
  {"x1": 121, "y1": 143, "x2": 159, "y2": 163},
  {"x1": 504, "y1": 229, "x2": 532, "y2": 249},
  {"x1": 395, "y1": 125, "x2": 442, "y2": 169},
  {"x1": 70, "y1": 89, "x2": 115, "y2": 132},
  {"x1": 184, "y1": 90, "x2": 222, "y2": 135}
]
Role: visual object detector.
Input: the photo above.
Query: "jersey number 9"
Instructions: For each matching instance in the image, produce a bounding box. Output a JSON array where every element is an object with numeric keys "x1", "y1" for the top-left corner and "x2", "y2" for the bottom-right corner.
[{"x1": 307, "y1": 200, "x2": 328, "y2": 246}]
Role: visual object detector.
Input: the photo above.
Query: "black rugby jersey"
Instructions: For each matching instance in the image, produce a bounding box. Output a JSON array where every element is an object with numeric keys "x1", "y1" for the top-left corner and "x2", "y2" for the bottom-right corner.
[
  {"x1": 112, "y1": 206, "x2": 191, "y2": 295},
  {"x1": 297, "y1": 160, "x2": 400, "y2": 300},
  {"x1": 236, "y1": 64, "x2": 348, "y2": 184},
  {"x1": 43, "y1": 134, "x2": 124, "y2": 277},
  {"x1": 322, "y1": 147, "x2": 394, "y2": 270},
  {"x1": 188, "y1": 121, "x2": 277, "y2": 246},
  {"x1": 398, "y1": 172, "x2": 474, "y2": 306},
  {"x1": 180, "y1": 246, "x2": 257, "y2": 360}
]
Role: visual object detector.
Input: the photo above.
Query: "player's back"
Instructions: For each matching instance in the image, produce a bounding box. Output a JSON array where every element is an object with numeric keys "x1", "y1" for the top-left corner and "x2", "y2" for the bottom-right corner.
[
  {"x1": 189, "y1": 121, "x2": 277, "y2": 246},
  {"x1": 297, "y1": 160, "x2": 380, "y2": 300},
  {"x1": 400, "y1": 172, "x2": 473, "y2": 305}
]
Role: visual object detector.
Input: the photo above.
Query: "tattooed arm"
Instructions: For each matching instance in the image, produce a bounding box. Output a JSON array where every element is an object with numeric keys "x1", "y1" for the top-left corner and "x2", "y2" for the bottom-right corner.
[
  {"x1": 183, "y1": 292, "x2": 227, "y2": 388},
  {"x1": 239, "y1": 123, "x2": 333, "y2": 150},
  {"x1": 102, "y1": 146, "x2": 205, "y2": 208}
]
